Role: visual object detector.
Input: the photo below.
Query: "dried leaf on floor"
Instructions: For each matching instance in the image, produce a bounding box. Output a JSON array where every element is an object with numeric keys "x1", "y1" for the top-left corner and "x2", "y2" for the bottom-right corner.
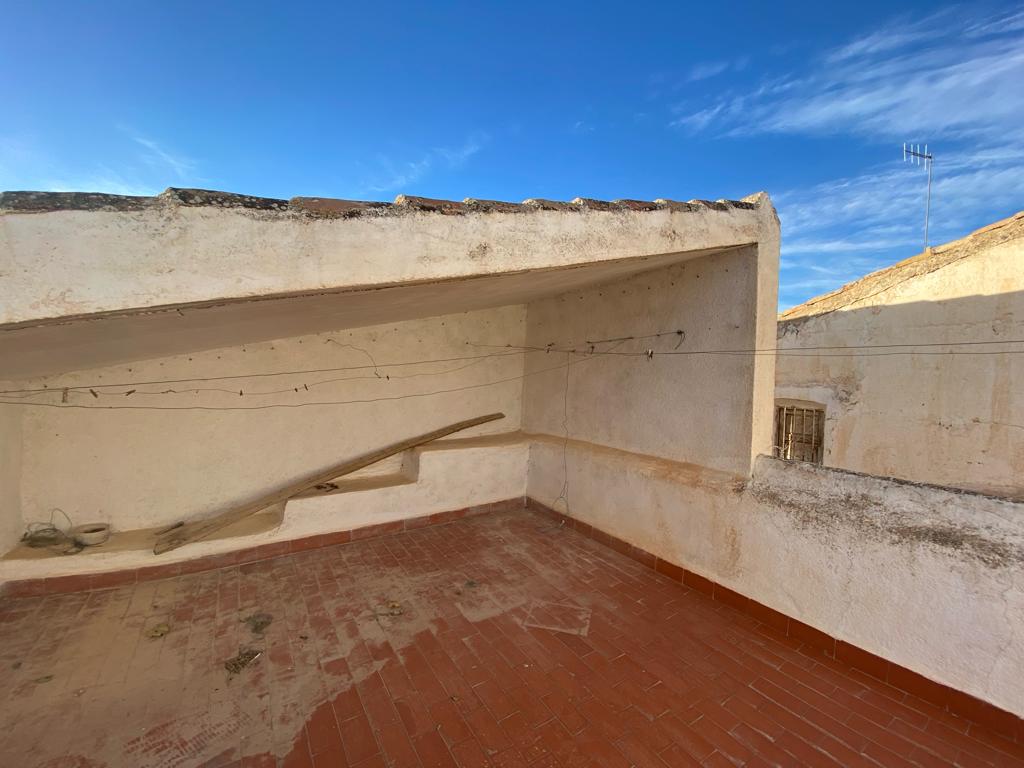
[
  {"x1": 145, "y1": 622, "x2": 170, "y2": 639},
  {"x1": 224, "y1": 649, "x2": 261, "y2": 675},
  {"x1": 241, "y1": 612, "x2": 273, "y2": 634}
]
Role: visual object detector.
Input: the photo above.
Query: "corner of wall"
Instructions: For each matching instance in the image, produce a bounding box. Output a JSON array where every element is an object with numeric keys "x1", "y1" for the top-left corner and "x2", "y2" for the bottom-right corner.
[
  {"x1": 0, "y1": 402, "x2": 24, "y2": 554},
  {"x1": 748, "y1": 223, "x2": 781, "y2": 473}
]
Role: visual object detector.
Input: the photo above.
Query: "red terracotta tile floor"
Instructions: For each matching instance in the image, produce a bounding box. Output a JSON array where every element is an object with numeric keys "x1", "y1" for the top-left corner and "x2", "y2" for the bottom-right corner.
[{"x1": 1, "y1": 508, "x2": 1022, "y2": 768}]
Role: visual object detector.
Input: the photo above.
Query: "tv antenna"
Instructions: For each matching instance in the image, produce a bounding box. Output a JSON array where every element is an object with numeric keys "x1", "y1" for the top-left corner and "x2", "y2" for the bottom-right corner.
[{"x1": 903, "y1": 143, "x2": 934, "y2": 251}]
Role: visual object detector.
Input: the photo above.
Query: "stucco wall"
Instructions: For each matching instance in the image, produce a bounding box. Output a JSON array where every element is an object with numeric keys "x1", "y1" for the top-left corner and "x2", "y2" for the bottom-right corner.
[
  {"x1": 0, "y1": 192, "x2": 776, "y2": 326},
  {"x1": 0, "y1": 403, "x2": 22, "y2": 552},
  {"x1": 776, "y1": 229, "x2": 1024, "y2": 499},
  {"x1": 9, "y1": 304, "x2": 527, "y2": 547},
  {"x1": 522, "y1": 246, "x2": 774, "y2": 477},
  {"x1": 521, "y1": 240, "x2": 1023, "y2": 716}
]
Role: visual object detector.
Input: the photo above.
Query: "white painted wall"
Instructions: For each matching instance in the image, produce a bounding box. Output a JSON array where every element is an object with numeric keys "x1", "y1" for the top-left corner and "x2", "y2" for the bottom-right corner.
[
  {"x1": 521, "y1": 242, "x2": 1024, "y2": 716},
  {"x1": 523, "y1": 246, "x2": 774, "y2": 477},
  {"x1": 0, "y1": 403, "x2": 22, "y2": 552},
  {"x1": 777, "y1": 223, "x2": 1024, "y2": 499},
  {"x1": 0, "y1": 195, "x2": 777, "y2": 326},
  {"x1": 0, "y1": 443, "x2": 527, "y2": 582},
  {"x1": 10, "y1": 304, "x2": 527, "y2": 541}
]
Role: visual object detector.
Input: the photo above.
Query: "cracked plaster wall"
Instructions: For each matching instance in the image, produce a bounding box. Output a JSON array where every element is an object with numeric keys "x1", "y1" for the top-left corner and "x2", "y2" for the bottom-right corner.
[
  {"x1": 522, "y1": 241, "x2": 1023, "y2": 717},
  {"x1": 776, "y1": 231, "x2": 1024, "y2": 499},
  {"x1": 0, "y1": 403, "x2": 22, "y2": 553}
]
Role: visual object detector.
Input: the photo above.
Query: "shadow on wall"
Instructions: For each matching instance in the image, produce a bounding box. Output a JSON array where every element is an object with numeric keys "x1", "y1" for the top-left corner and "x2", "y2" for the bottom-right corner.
[{"x1": 776, "y1": 289, "x2": 1024, "y2": 500}]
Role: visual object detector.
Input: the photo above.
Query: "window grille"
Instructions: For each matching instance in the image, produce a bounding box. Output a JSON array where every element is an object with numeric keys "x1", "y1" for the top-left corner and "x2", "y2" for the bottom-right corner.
[{"x1": 773, "y1": 405, "x2": 824, "y2": 464}]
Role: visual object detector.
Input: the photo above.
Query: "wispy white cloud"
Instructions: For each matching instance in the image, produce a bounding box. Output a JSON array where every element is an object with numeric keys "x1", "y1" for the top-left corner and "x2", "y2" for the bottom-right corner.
[
  {"x1": 782, "y1": 237, "x2": 914, "y2": 256},
  {"x1": 131, "y1": 135, "x2": 195, "y2": 180},
  {"x1": 775, "y1": 148, "x2": 1024, "y2": 308},
  {"x1": 666, "y1": 8, "x2": 1024, "y2": 310},
  {"x1": 823, "y1": 11, "x2": 943, "y2": 64},
  {"x1": 687, "y1": 60, "x2": 730, "y2": 81},
  {"x1": 673, "y1": 11, "x2": 1024, "y2": 142},
  {"x1": 43, "y1": 170, "x2": 159, "y2": 197},
  {"x1": 685, "y1": 56, "x2": 751, "y2": 83},
  {"x1": 361, "y1": 134, "x2": 487, "y2": 194},
  {"x1": 964, "y1": 7, "x2": 1024, "y2": 37},
  {"x1": 1, "y1": 129, "x2": 198, "y2": 195}
]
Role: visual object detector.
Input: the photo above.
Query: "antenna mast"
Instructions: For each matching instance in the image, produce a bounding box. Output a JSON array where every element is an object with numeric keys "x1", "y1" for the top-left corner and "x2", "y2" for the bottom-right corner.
[{"x1": 903, "y1": 143, "x2": 934, "y2": 251}]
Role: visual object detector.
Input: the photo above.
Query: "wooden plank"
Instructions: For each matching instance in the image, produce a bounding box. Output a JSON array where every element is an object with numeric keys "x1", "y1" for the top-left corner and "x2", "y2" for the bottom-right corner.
[{"x1": 153, "y1": 412, "x2": 505, "y2": 554}]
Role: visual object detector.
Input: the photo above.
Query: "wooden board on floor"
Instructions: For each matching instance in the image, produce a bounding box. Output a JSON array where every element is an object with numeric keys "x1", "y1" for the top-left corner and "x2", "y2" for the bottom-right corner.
[{"x1": 153, "y1": 412, "x2": 505, "y2": 554}]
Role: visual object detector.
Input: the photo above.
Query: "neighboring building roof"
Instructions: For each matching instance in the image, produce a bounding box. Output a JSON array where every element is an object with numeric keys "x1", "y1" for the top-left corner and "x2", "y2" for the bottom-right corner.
[
  {"x1": 0, "y1": 187, "x2": 762, "y2": 217},
  {"x1": 780, "y1": 210, "x2": 1024, "y2": 322}
]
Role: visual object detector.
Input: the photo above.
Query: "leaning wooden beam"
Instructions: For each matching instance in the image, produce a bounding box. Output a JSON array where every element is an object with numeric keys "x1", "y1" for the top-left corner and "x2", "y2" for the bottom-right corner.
[{"x1": 153, "y1": 412, "x2": 505, "y2": 554}]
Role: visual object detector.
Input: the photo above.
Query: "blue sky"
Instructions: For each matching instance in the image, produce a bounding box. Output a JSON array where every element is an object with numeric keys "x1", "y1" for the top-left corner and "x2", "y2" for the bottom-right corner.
[{"x1": 2, "y1": 2, "x2": 1023, "y2": 309}]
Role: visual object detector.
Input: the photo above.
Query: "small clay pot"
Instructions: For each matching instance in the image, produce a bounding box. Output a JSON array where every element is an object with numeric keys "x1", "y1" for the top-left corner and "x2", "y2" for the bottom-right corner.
[{"x1": 71, "y1": 523, "x2": 111, "y2": 546}]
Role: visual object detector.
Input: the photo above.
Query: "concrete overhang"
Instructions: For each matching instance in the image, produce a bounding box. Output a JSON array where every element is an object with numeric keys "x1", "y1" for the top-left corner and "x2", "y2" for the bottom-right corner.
[{"x1": 0, "y1": 188, "x2": 779, "y2": 378}]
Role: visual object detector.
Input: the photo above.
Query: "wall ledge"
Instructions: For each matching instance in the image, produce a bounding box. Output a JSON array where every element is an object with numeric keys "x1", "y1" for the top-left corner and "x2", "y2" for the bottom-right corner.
[
  {"x1": 758, "y1": 453, "x2": 1024, "y2": 504},
  {"x1": 751, "y1": 455, "x2": 1024, "y2": 570},
  {"x1": 0, "y1": 497, "x2": 525, "y2": 599}
]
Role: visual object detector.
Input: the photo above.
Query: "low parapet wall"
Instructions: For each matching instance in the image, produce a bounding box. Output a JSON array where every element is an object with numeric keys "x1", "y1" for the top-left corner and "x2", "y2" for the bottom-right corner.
[
  {"x1": 746, "y1": 456, "x2": 1024, "y2": 716},
  {"x1": 526, "y1": 441, "x2": 1024, "y2": 719}
]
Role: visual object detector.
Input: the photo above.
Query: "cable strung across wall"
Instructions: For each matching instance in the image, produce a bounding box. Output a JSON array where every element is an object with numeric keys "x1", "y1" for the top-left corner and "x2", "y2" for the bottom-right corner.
[
  {"x1": 0, "y1": 353, "x2": 606, "y2": 412},
  {"x1": 0, "y1": 329, "x2": 1022, "y2": 407},
  {"x1": 0, "y1": 349, "x2": 530, "y2": 395},
  {"x1": 0, "y1": 330, "x2": 685, "y2": 397},
  {"x1": 0, "y1": 355, "x2": 500, "y2": 400}
]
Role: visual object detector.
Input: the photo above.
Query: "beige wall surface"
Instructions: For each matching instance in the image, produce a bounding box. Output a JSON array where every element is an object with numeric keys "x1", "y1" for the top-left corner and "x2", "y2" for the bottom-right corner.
[
  {"x1": 0, "y1": 443, "x2": 527, "y2": 583},
  {"x1": 0, "y1": 194, "x2": 776, "y2": 327},
  {"x1": 521, "y1": 238, "x2": 1024, "y2": 716},
  {"x1": 9, "y1": 305, "x2": 528, "y2": 539},
  {"x1": 522, "y1": 247, "x2": 773, "y2": 476},
  {"x1": 0, "y1": 404, "x2": 22, "y2": 553},
  {"x1": 776, "y1": 231, "x2": 1024, "y2": 499}
]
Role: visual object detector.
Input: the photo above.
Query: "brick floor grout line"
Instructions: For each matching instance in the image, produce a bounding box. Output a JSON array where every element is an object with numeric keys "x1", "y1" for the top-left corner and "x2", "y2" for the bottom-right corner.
[{"x1": 2, "y1": 510, "x2": 1022, "y2": 767}]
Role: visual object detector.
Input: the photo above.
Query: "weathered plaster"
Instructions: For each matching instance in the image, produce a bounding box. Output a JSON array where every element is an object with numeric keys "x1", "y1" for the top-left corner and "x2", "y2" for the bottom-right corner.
[
  {"x1": 9, "y1": 305, "x2": 528, "y2": 542},
  {"x1": 522, "y1": 246, "x2": 773, "y2": 477},
  {"x1": 527, "y1": 440, "x2": 1024, "y2": 717},
  {"x1": 0, "y1": 403, "x2": 22, "y2": 553},
  {"x1": 0, "y1": 442, "x2": 526, "y2": 583},
  {"x1": 777, "y1": 213, "x2": 1024, "y2": 499},
  {"x1": 0, "y1": 249, "x2": 715, "y2": 380},
  {"x1": 520, "y1": 224, "x2": 1023, "y2": 716},
  {"x1": 0, "y1": 189, "x2": 777, "y2": 328}
]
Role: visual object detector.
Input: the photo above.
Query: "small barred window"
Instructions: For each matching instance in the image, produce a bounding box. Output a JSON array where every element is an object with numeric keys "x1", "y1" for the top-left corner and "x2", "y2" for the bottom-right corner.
[{"x1": 773, "y1": 404, "x2": 825, "y2": 464}]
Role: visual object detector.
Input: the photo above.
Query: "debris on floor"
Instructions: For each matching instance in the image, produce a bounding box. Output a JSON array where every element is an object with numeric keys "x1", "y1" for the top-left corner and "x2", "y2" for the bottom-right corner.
[
  {"x1": 241, "y1": 612, "x2": 273, "y2": 634},
  {"x1": 223, "y1": 648, "x2": 261, "y2": 675},
  {"x1": 4, "y1": 511, "x2": 1018, "y2": 768},
  {"x1": 375, "y1": 600, "x2": 404, "y2": 617},
  {"x1": 521, "y1": 600, "x2": 592, "y2": 636},
  {"x1": 20, "y1": 513, "x2": 83, "y2": 555},
  {"x1": 144, "y1": 622, "x2": 170, "y2": 639},
  {"x1": 34, "y1": 675, "x2": 54, "y2": 684}
]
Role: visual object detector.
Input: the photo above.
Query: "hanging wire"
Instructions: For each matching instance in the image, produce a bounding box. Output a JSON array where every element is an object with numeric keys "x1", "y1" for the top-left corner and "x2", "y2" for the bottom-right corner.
[
  {"x1": 0, "y1": 328, "x2": 1022, "y2": 410},
  {"x1": 0, "y1": 349, "x2": 530, "y2": 396},
  {"x1": 0, "y1": 353, "x2": 603, "y2": 412},
  {"x1": 21, "y1": 507, "x2": 79, "y2": 554}
]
